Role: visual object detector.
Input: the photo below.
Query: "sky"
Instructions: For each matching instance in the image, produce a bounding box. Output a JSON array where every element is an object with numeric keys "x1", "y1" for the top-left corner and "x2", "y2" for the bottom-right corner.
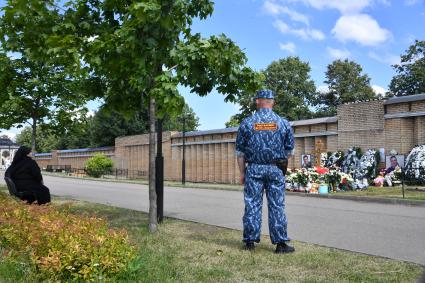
[{"x1": 1, "y1": 0, "x2": 425, "y2": 139}]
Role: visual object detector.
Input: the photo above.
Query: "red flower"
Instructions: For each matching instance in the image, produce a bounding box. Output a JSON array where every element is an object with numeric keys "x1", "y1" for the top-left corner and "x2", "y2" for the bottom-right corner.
[{"x1": 315, "y1": 167, "x2": 329, "y2": 174}]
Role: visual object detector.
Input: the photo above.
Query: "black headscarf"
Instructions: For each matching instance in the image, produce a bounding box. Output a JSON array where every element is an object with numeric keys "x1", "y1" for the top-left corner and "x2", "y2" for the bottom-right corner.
[
  {"x1": 5, "y1": 146, "x2": 32, "y2": 178},
  {"x1": 11, "y1": 146, "x2": 32, "y2": 166}
]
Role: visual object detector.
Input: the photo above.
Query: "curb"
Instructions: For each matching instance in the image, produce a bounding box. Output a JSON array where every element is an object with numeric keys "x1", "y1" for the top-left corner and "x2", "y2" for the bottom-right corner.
[
  {"x1": 286, "y1": 191, "x2": 425, "y2": 207},
  {"x1": 19, "y1": 172, "x2": 425, "y2": 207}
]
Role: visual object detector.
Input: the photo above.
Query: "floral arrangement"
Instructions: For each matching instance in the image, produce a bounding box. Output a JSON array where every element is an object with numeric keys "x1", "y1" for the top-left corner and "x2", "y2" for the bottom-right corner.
[
  {"x1": 322, "y1": 151, "x2": 344, "y2": 169},
  {"x1": 286, "y1": 167, "x2": 355, "y2": 192},
  {"x1": 404, "y1": 144, "x2": 425, "y2": 185},
  {"x1": 392, "y1": 166, "x2": 403, "y2": 182},
  {"x1": 358, "y1": 149, "x2": 380, "y2": 179},
  {"x1": 339, "y1": 172, "x2": 354, "y2": 190},
  {"x1": 342, "y1": 147, "x2": 362, "y2": 178}
]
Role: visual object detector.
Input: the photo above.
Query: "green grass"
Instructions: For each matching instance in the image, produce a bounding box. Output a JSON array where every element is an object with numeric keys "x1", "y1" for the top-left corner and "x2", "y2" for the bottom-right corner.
[
  {"x1": 335, "y1": 186, "x2": 425, "y2": 201},
  {"x1": 2, "y1": 192, "x2": 423, "y2": 282}
]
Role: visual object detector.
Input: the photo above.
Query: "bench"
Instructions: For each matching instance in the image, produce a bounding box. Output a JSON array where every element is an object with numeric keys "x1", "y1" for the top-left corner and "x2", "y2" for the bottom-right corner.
[
  {"x1": 46, "y1": 165, "x2": 71, "y2": 173},
  {"x1": 4, "y1": 176, "x2": 36, "y2": 202}
]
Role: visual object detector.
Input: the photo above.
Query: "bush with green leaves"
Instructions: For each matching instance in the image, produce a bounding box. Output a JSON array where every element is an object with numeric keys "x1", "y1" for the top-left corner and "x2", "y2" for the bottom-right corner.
[
  {"x1": 85, "y1": 153, "x2": 114, "y2": 178},
  {"x1": 0, "y1": 192, "x2": 136, "y2": 281}
]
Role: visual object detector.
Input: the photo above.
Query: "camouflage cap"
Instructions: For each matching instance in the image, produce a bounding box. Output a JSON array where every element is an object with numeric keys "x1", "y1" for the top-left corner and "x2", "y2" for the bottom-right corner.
[{"x1": 256, "y1": 89, "x2": 275, "y2": 99}]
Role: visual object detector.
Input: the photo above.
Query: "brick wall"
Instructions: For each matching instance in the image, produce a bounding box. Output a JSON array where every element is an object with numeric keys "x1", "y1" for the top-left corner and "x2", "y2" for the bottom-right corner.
[
  {"x1": 337, "y1": 100, "x2": 385, "y2": 152},
  {"x1": 33, "y1": 95, "x2": 425, "y2": 184}
]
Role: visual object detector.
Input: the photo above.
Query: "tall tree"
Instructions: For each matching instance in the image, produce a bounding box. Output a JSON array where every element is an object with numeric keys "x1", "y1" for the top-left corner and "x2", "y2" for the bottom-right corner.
[
  {"x1": 88, "y1": 107, "x2": 147, "y2": 148},
  {"x1": 389, "y1": 40, "x2": 425, "y2": 96},
  {"x1": 0, "y1": 1, "x2": 91, "y2": 152},
  {"x1": 226, "y1": 57, "x2": 316, "y2": 126},
  {"x1": 88, "y1": 103, "x2": 198, "y2": 147},
  {"x1": 0, "y1": 54, "x2": 87, "y2": 152},
  {"x1": 38, "y1": 0, "x2": 262, "y2": 232},
  {"x1": 15, "y1": 126, "x2": 58, "y2": 153},
  {"x1": 265, "y1": 57, "x2": 316, "y2": 120},
  {"x1": 318, "y1": 59, "x2": 376, "y2": 116},
  {"x1": 163, "y1": 104, "x2": 200, "y2": 132}
]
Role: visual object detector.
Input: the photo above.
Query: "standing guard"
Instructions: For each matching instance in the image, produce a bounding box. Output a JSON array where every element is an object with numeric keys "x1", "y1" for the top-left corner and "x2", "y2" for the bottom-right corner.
[{"x1": 236, "y1": 89, "x2": 295, "y2": 253}]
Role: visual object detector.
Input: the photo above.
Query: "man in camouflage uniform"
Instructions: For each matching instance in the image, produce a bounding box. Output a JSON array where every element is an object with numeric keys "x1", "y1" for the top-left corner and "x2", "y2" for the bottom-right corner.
[{"x1": 236, "y1": 89, "x2": 295, "y2": 253}]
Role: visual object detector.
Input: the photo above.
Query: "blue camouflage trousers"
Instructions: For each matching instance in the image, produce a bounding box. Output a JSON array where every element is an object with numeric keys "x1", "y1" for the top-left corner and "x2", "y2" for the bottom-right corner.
[{"x1": 243, "y1": 163, "x2": 289, "y2": 244}]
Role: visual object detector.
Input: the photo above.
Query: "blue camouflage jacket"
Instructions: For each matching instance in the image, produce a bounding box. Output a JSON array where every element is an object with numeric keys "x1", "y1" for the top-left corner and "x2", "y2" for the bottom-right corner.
[{"x1": 236, "y1": 108, "x2": 294, "y2": 164}]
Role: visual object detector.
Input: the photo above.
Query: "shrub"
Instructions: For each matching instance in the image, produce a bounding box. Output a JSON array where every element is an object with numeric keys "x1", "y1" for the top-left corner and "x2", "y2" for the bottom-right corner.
[
  {"x1": 85, "y1": 153, "x2": 114, "y2": 178},
  {"x1": 0, "y1": 193, "x2": 136, "y2": 281}
]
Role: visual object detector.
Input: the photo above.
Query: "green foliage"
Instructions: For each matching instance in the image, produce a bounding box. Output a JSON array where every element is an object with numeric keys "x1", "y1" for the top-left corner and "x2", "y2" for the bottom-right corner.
[
  {"x1": 163, "y1": 104, "x2": 200, "y2": 132},
  {"x1": 264, "y1": 57, "x2": 317, "y2": 121},
  {"x1": 318, "y1": 59, "x2": 377, "y2": 116},
  {"x1": 85, "y1": 153, "x2": 114, "y2": 178},
  {"x1": 15, "y1": 126, "x2": 58, "y2": 153},
  {"x1": 2, "y1": 150, "x2": 10, "y2": 158},
  {"x1": 88, "y1": 108, "x2": 147, "y2": 148},
  {"x1": 55, "y1": 117, "x2": 92, "y2": 150},
  {"x1": 0, "y1": 1, "x2": 91, "y2": 151},
  {"x1": 0, "y1": 54, "x2": 88, "y2": 151},
  {"x1": 29, "y1": 0, "x2": 262, "y2": 118},
  {"x1": 227, "y1": 57, "x2": 315, "y2": 125},
  {"x1": 0, "y1": 192, "x2": 136, "y2": 281},
  {"x1": 225, "y1": 115, "x2": 241, "y2": 128},
  {"x1": 87, "y1": 103, "x2": 199, "y2": 148},
  {"x1": 389, "y1": 40, "x2": 425, "y2": 96}
]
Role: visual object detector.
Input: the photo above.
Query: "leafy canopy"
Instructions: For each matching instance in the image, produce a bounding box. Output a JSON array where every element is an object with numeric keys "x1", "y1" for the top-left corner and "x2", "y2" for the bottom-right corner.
[
  {"x1": 38, "y1": 0, "x2": 263, "y2": 117},
  {"x1": 389, "y1": 40, "x2": 425, "y2": 96},
  {"x1": 317, "y1": 59, "x2": 376, "y2": 116}
]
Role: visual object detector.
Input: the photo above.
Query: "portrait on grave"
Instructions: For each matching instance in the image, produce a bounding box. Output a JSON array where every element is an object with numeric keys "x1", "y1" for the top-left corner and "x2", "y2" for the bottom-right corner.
[
  {"x1": 385, "y1": 155, "x2": 405, "y2": 172},
  {"x1": 301, "y1": 154, "x2": 313, "y2": 168}
]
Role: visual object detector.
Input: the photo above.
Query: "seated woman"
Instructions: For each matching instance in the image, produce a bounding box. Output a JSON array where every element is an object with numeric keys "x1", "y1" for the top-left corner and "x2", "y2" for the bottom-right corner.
[{"x1": 5, "y1": 146, "x2": 51, "y2": 205}]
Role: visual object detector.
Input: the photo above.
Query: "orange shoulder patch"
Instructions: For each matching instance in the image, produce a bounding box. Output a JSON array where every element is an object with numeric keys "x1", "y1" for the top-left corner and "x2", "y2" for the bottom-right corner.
[{"x1": 254, "y1": 123, "x2": 278, "y2": 131}]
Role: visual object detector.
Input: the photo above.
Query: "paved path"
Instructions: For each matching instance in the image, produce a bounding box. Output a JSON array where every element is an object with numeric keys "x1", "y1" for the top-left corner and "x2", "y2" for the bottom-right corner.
[{"x1": 1, "y1": 173, "x2": 424, "y2": 265}]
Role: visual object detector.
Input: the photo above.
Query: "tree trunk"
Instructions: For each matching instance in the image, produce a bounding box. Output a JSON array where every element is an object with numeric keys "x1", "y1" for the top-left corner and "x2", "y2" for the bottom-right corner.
[
  {"x1": 148, "y1": 97, "x2": 158, "y2": 233},
  {"x1": 31, "y1": 117, "x2": 37, "y2": 153}
]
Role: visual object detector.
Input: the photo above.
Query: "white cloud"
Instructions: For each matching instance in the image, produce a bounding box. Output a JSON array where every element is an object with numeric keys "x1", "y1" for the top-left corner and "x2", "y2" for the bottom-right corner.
[
  {"x1": 273, "y1": 19, "x2": 325, "y2": 40},
  {"x1": 291, "y1": 0, "x2": 373, "y2": 14},
  {"x1": 317, "y1": 85, "x2": 329, "y2": 93},
  {"x1": 309, "y1": 29, "x2": 325, "y2": 40},
  {"x1": 372, "y1": 85, "x2": 387, "y2": 96},
  {"x1": 405, "y1": 0, "x2": 421, "y2": 5},
  {"x1": 273, "y1": 19, "x2": 290, "y2": 33},
  {"x1": 264, "y1": 1, "x2": 310, "y2": 25},
  {"x1": 368, "y1": 51, "x2": 400, "y2": 65},
  {"x1": 332, "y1": 14, "x2": 391, "y2": 46},
  {"x1": 279, "y1": 42, "x2": 296, "y2": 53},
  {"x1": 327, "y1": 47, "x2": 351, "y2": 59}
]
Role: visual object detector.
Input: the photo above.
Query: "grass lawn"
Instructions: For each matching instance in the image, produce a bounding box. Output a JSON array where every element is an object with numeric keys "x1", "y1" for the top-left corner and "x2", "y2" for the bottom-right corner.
[
  {"x1": 1, "y1": 193, "x2": 423, "y2": 282},
  {"x1": 335, "y1": 186, "x2": 425, "y2": 201}
]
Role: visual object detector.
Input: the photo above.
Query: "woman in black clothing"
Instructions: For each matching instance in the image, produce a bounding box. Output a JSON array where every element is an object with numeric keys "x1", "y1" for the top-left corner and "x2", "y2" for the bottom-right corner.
[{"x1": 5, "y1": 146, "x2": 51, "y2": 205}]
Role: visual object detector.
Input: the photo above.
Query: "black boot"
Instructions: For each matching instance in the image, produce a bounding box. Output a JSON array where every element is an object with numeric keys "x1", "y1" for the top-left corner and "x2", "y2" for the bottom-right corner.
[
  {"x1": 275, "y1": 242, "x2": 295, "y2": 254},
  {"x1": 244, "y1": 241, "x2": 255, "y2": 251}
]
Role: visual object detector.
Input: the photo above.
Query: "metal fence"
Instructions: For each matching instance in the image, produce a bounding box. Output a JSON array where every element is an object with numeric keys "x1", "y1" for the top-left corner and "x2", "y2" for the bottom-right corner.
[{"x1": 43, "y1": 166, "x2": 148, "y2": 180}]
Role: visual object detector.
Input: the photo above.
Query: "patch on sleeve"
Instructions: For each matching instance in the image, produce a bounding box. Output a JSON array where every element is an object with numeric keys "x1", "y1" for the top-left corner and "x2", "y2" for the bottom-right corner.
[{"x1": 254, "y1": 122, "x2": 278, "y2": 131}]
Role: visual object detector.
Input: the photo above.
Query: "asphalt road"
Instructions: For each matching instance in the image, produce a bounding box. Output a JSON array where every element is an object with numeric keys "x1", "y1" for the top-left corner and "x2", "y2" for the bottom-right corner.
[{"x1": 1, "y1": 173, "x2": 424, "y2": 265}]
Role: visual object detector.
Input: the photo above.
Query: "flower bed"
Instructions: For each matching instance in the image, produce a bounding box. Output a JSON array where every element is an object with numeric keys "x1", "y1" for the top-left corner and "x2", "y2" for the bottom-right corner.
[
  {"x1": 404, "y1": 144, "x2": 425, "y2": 185},
  {"x1": 286, "y1": 167, "x2": 355, "y2": 193},
  {"x1": 290, "y1": 147, "x2": 382, "y2": 193},
  {"x1": 0, "y1": 193, "x2": 136, "y2": 281}
]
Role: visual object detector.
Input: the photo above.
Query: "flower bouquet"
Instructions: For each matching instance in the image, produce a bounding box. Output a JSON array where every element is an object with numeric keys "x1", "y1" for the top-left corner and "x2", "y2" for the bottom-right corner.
[{"x1": 404, "y1": 144, "x2": 425, "y2": 185}]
